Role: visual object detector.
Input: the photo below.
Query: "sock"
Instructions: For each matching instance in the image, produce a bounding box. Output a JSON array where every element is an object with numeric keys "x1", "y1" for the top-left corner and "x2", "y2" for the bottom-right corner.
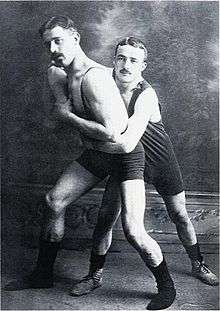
[
  {"x1": 146, "y1": 258, "x2": 176, "y2": 310},
  {"x1": 35, "y1": 239, "x2": 61, "y2": 276},
  {"x1": 147, "y1": 258, "x2": 174, "y2": 287},
  {"x1": 184, "y1": 243, "x2": 203, "y2": 262},
  {"x1": 89, "y1": 250, "x2": 106, "y2": 273}
]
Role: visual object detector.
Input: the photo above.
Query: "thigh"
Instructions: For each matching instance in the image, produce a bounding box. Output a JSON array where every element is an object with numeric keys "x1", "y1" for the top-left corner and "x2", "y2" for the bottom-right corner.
[
  {"x1": 98, "y1": 176, "x2": 121, "y2": 224},
  {"x1": 120, "y1": 179, "x2": 146, "y2": 222},
  {"x1": 50, "y1": 161, "x2": 102, "y2": 206}
]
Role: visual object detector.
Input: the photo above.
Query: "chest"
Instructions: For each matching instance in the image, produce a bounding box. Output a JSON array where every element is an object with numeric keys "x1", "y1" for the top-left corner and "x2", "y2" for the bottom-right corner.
[
  {"x1": 68, "y1": 74, "x2": 86, "y2": 117},
  {"x1": 120, "y1": 92, "x2": 134, "y2": 109}
]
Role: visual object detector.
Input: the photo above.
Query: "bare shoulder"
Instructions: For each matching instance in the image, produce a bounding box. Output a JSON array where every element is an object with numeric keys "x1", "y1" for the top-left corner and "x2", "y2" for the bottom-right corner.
[
  {"x1": 83, "y1": 67, "x2": 116, "y2": 89},
  {"x1": 134, "y1": 86, "x2": 160, "y2": 121},
  {"x1": 136, "y1": 87, "x2": 158, "y2": 108}
]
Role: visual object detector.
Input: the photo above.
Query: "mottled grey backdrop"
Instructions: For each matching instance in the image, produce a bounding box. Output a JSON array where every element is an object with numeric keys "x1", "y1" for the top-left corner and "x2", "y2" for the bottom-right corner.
[{"x1": 2, "y1": 1, "x2": 219, "y2": 192}]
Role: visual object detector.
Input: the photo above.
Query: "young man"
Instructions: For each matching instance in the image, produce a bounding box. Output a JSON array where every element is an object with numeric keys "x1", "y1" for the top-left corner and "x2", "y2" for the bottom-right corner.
[
  {"x1": 5, "y1": 17, "x2": 176, "y2": 310},
  {"x1": 70, "y1": 37, "x2": 219, "y2": 305}
]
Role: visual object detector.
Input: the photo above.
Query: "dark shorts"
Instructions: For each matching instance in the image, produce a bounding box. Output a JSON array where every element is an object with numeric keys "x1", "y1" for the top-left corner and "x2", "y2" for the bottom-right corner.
[
  {"x1": 144, "y1": 148, "x2": 184, "y2": 196},
  {"x1": 76, "y1": 142, "x2": 145, "y2": 182}
]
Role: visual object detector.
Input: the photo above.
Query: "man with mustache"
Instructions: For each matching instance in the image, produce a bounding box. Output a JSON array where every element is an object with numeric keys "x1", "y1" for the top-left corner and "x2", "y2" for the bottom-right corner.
[
  {"x1": 5, "y1": 16, "x2": 177, "y2": 310},
  {"x1": 70, "y1": 37, "x2": 219, "y2": 302}
]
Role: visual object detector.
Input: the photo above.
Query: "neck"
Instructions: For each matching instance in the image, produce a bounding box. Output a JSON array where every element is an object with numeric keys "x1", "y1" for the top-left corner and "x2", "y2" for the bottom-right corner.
[
  {"x1": 66, "y1": 47, "x2": 93, "y2": 75},
  {"x1": 115, "y1": 76, "x2": 143, "y2": 93}
]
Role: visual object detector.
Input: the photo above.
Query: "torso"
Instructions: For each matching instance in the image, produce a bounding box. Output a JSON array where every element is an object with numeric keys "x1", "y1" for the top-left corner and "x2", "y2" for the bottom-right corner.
[
  {"x1": 120, "y1": 80, "x2": 161, "y2": 123},
  {"x1": 67, "y1": 61, "x2": 107, "y2": 118}
]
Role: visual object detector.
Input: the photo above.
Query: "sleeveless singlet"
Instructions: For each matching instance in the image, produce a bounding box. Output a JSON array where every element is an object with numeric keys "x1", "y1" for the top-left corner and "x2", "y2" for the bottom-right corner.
[{"x1": 128, "y1": 80, "x2": 184, "y2": 195}]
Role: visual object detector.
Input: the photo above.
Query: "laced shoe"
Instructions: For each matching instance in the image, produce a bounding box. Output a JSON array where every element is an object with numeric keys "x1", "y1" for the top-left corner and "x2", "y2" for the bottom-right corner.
[
  {"x1": 192, "y1": 260, "x2": 219, "y2": 286},
  {"x1": 146, "y1": 280, "x2": 176, "y2": 310},
  {"x1": 70, "y1": 268, "x2": 103, "y2": 296}
]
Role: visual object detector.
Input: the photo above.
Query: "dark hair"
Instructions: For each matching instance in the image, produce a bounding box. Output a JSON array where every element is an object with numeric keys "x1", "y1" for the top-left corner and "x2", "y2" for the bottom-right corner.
[
  {"x1": 39, "y1": 15, "x2": 78, "y2": 37},
  {"x1": 115, "y1": 37, "x2": 148, "y2": 61}
]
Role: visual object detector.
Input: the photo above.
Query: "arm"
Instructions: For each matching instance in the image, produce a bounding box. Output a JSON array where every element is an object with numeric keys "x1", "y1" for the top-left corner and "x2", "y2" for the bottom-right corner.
[
  {"x1": 81, "y1": 68, "x2": 128, "y2": 141},
  {"x1": 91, "y1": 88, "x2": 160, "y2": 153},
  {"x1": 48, "y1": 67, "x2": 128, "y2": 142}
]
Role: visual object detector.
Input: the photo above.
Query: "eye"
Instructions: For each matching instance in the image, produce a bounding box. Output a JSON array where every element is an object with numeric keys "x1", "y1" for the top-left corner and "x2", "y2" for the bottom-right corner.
[
  {"x1": 54, "y1": 38, "x2": 63, "y2": 44},
  {"x1": 117, "y1": 56, "x2": 125, "y2": 61},
  {"x1": 131, "y1": 59, "x2": 138, "y2": 63}
]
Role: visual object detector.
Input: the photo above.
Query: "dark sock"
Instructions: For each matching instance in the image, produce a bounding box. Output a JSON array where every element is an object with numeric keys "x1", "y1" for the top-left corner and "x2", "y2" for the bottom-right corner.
[
  {"x1": 35, "y1": 239, "x2": 61, "y2": 276},
  {"x1": 147, "y1": 258, "x2": 174, "y2": 287},
  {"x1": 89, "y1": 250, "x2": 106, "y2": 273},
  {"x1": 4, "y1": 239, "x2": 60, "y2": 290},
  {"x1": 146, "y1": 258, "x2": 176, "y2": 310},
  {"x1": 184, "y1": 243, "x2": 203, "y2": 262}
]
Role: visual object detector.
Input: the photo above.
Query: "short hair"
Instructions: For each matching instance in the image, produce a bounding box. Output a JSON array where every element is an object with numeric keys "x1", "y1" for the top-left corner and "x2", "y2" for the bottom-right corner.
[
  {"x1": 39, "y1": 15, "x2": 78, "y2": 37},
  {"x1": 114, "y1": 37, "x2": 148, "y2": 61}
]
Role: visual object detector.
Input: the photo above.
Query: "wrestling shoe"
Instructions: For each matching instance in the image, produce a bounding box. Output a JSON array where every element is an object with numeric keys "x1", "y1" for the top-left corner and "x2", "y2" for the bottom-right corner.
[
  {"x1": 70, "y1": 268, "x2": 103, "y2": 296},
  {"x1": 192, "y1": 260, "x2": 219, "y2": 286},
  {"x1": 4, "y1": 270, "x2": 53, "y2": 291},
  {"x1": 146, "y1": 280, "x2": 176, "y2": 310}
]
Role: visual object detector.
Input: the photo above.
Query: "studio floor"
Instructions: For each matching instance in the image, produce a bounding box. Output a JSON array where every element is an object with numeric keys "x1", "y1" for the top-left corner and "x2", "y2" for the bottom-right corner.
[{"x1": 1, "y1": 242, "x2": 219, "y2": 310}]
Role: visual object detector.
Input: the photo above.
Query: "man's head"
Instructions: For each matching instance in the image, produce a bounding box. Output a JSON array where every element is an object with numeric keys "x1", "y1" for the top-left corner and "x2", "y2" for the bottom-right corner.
[
  {"x1": 39, "y1": 16, "x2": 80, "y2": 68},
  {"x1": 114, "y1": 37, "x2": 147, "y2": 83}
]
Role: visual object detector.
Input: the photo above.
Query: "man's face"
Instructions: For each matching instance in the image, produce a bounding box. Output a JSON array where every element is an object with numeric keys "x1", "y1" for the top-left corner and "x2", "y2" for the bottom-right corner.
[
  {"x1": 114, "y1": 45, "x2": 146, "y2": 83},
  {"x1": 43, "y1": 26, "x2": 79, "y2": 67}
]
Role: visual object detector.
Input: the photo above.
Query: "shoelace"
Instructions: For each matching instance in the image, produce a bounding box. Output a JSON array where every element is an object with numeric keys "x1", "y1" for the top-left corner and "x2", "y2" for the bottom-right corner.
[
  {"x1": 82, "y1": 269, "x2": 102, "y2": 283},
  {"x1": 199, "y1": 262, "x2": 210, "y2": 274},
  {"x1": 92, "y1": 269, "x2": 103, "y2": 283}
]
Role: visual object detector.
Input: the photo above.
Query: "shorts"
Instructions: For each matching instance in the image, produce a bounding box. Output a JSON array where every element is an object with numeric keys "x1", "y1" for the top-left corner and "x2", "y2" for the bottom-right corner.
[
  {"x1": 144, "y1": 146, "x2": 184, "y2": 196},
  {"x1": 76, "y1": 142, "x2": 145, "y2": 182}
]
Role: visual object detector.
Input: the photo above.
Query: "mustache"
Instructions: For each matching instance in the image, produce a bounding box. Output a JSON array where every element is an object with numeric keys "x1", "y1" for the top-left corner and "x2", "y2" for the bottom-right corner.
[
  {"x1": 51, "y1": 53, "x2": 64, "y2": 61},
  {"x1": 120, "y1": 69, "x2": 131, "y2": 74}
]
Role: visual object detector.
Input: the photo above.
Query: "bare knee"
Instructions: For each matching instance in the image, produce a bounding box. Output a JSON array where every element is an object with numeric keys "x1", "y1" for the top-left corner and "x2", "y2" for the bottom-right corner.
[
  {"x1": 45, "y1": 191, "x2": 67, "y2": 215},
  {"x1": 123, "y1": 221, "x2": 145, "y2": 246},
  {"x1": 170, "y1": 209, "x2": 190, "y2": 225}
]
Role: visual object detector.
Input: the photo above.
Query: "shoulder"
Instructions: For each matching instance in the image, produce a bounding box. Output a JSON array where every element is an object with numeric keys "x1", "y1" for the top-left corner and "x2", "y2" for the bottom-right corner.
[
  {"x1": 138, "y1": 85, "x2": 158, "y2": 104},
  {"x1": 85, "y1": 66, "x2": 113, "y2": 80},
  {"x1": 82, "y1": 66, "x2": 118, "y2": 98},
  {"x1": 134, "y1": 82, "x2": 159, "y2": 116}
]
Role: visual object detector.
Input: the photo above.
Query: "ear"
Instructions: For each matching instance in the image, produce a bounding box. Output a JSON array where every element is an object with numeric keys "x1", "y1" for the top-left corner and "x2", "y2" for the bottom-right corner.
[
  {"x1": 73, "y1": 31, "x2": 80, "y2": 43},
  {"x1": 141, "y1": 61, "x2": 147, "y2": 71},
  {"x1": 69, "y1": 28, "x2": 80, "y2": 42},
  {"x1": 113, "y1": 56, "x2": 116, "y2": 67}
]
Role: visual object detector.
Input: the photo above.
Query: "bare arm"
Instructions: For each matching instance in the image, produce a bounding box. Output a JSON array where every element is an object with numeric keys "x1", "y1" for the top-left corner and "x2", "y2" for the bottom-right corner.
[
  {"x1": 91, "y1": 88, "x2": 160, "y2": 153},
  {"x1": 81, "y1": 68, "x2": 128, "y2": 141},
  {"x1": 48, "y1": 66, "x2": 128, "y2": 142}
]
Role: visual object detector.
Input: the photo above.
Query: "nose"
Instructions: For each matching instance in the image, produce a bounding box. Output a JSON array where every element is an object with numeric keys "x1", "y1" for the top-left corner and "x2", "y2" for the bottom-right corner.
[
  {"x1": 124, "y1": 59, "x2": 131, "y2": 69},
  {"x1": 50, "y1": 41, "x2": 58, "y2": 54}
]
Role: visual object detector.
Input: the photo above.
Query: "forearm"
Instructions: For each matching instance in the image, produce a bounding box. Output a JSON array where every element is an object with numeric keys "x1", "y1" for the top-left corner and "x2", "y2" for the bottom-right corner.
[
  {"x1": 91, "y1": 138, "x2": 128, "y2": 154},
  {"x1": 54, "y1": 102, "x2": 119, "y2": 142},
  {"x1": 92, "y1": 116, "x2": 147, "y2": 153}
]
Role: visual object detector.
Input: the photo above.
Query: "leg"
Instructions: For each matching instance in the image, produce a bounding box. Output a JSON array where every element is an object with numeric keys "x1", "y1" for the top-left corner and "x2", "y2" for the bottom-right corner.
[
  {"x1": 162, "y1": 191, "x2": 219, "y2": 286},
  {"x1": 70, "y1": 176, "x2": 122, "y2": 296},
  {"x1": 162, "y1": 191, "x2": 197, "y2": 246},
  {"x1": 120, "y1": 179, "x2": 176, "y2": 310},
  {"x1": 92, "y1": 176, "x2": 121, "y2": 255},
  {"x1": 121, "y1": 179, "x2": 163, "y2": 266},
  {"x1": 5, "y1": 161, "x2": 102, "y2": 291},
  {"x1": 42, "y1": 161, "x2": 102, "y2": 242}
]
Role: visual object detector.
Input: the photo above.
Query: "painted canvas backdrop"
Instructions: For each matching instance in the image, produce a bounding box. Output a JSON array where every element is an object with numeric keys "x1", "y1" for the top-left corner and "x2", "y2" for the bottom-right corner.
[{"x1": 2, "y1": 1, "x2": 219, "y2": 192}]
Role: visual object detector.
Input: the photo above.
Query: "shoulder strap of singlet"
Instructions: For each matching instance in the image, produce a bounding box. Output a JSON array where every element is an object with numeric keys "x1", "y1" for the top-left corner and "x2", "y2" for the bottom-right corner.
[
  {"x1": 128, "y1": 80, "x2": 151, "y2": 116},
  {"x1": 80, "y1": 66, "x2": 104, "y2": 102},
  {"x1": 128, "y1": 80, "x2": 162, "y2": 116}
]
